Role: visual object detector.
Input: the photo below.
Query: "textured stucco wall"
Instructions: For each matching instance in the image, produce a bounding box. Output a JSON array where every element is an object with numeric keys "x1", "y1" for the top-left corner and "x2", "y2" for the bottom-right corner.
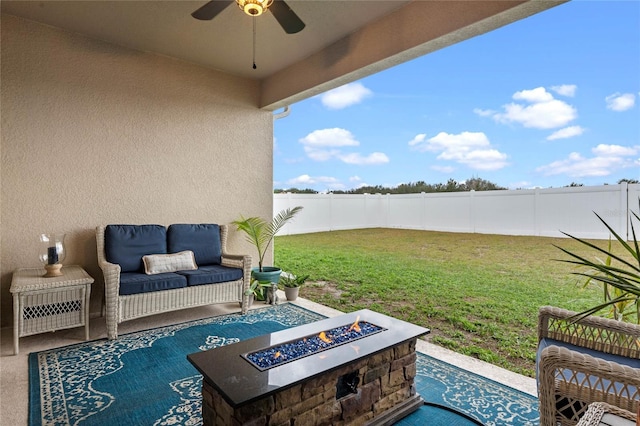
[{"x1": 0, "y1": 15, "x2": 274, "y2": 327}]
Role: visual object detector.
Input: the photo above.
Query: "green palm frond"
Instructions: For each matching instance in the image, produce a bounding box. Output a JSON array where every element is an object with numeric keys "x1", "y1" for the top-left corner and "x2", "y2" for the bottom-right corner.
[
  {"x1": 233, "y1": 206, "x2": 303, "y2": 271},
  {"x1": 555, "y1": 198, "x2": 640, "y2": 323},
  {"x1": 267, "y1": 206, "x2": 304, "y2": 238},
  {"x1": 569, "y1": 294, "x2": 638, "y2": 322}
]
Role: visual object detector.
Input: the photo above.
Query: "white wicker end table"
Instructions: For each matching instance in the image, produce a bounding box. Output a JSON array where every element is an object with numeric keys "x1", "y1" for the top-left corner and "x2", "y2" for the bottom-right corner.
[{"x1": 11, "y1": 265, "x2": 93, "y2": 355}]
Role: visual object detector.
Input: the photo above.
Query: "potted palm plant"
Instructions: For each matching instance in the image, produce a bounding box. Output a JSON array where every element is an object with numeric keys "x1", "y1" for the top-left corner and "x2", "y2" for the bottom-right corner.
[
  {"x1": 555, "y1": 199, "x2": 640, "y2": 323},
  {"x1": 232, "y1": 206, "x2": 303, "y2": 299},
  {"x1": 279, "y1": 272, "x2": 309, "y2": 301}
]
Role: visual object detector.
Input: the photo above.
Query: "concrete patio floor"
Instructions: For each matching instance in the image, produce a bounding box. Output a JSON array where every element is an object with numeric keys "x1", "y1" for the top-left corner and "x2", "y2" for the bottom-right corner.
[{"x1": 0, "y1": 293, "x2": 536, "y2": 425}]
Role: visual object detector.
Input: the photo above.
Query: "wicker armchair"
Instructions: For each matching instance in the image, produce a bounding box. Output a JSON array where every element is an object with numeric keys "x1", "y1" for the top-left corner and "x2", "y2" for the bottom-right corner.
[
  {"x1": 537, "y1": 306, "x2": 640, "y2": 426},
  {"x1": 576, "y1": 402, "x2": 637, "y2": 426}
]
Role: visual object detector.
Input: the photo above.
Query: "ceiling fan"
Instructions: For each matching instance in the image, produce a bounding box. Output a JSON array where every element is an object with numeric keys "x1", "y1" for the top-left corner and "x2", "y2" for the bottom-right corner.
[{"x1": 192, "y1": 0, "x2": 305, "y2": 34}]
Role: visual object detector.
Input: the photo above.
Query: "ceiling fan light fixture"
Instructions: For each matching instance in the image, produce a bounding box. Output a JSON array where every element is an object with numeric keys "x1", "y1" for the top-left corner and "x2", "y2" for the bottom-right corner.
[{"x1": 237, "y1": 0, "x2": 273, "y2": 16}]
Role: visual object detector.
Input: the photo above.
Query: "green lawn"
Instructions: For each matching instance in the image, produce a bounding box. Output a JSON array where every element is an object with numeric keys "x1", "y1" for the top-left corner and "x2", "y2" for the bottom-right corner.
[{"x1": 274, "y1": 228, "x2": 621, "y2": 377}]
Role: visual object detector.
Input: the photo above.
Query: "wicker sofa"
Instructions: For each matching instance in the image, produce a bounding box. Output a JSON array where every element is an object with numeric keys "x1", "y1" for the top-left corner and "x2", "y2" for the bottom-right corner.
[
  {"x1": 96, "y1": 223, "x2": 251, "y2": 339},
  {"x1": 537, "y1": 306, "x2": 640, "y2": 426}
]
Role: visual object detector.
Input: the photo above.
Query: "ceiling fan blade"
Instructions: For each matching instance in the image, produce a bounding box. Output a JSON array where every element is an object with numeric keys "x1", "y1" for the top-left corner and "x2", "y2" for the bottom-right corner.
[
  {"x1": 270, "y1": 0, "x2": 305, "y2": 34},
  {"x1": 192, "y1": 0, "x2": 233, "y2": 20}
]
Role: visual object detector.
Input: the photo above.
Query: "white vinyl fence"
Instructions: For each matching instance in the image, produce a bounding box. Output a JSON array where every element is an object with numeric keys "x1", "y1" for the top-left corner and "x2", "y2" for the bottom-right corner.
[{"x1": 275, "y1": 183, "x2": 640, "y2": 240}]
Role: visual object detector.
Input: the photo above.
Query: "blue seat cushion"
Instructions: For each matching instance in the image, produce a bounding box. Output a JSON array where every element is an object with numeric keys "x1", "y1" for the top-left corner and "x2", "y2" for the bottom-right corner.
[
  {"x1": 105, "y1": 225, "x2": 167, "y2": 273},
  {"x1": 537, "y1": 337, "x2": 640, "y2": 395},
  {"x1": 119, "y1": 272, "x2": 187, "y2": 295},
  {"x1": 167, "y1": 224, "x2": 222, "y2": 266},
  {"x1": 176, "y1": 265, "x2": 243, "y2": 286}
]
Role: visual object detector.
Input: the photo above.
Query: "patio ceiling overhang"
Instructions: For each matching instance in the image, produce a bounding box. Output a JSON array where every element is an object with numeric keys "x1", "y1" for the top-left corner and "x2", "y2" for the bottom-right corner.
[{"x1": 1, "y1": 0, "x2": 566, "y2": 110}]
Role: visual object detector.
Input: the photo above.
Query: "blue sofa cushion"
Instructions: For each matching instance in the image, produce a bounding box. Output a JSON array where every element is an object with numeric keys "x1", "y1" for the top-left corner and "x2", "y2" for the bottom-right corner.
[
  {"x1": 537, "y1": 337, "x2": 640, "y2": 395},
  {"x1": 538, "y1": 338, "x2": 640, "y2": 370},
  {"x1": 119, "y1": 272, "x2": 187, "y2": 295},
  {"x1": 105, "y1": 225, "x2": 167, "y2": 273},
  {"x1": 167, "y1": 224, "x2": 222, "y2": 266},
  {"x1": 176, "y1": 265, "x2": 243, "y2": 287}
]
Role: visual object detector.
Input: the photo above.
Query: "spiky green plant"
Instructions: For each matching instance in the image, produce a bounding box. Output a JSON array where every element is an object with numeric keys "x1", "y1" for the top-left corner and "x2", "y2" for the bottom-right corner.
[
  {"x1": 554, "y1": 200, "x2": 640, "y2": 323},
  {"x1": 279, "y1": 272, "x2": 310, "y2": 288},
  {"x1": 244, "y1": 279, "x2": 260, "y2": 296},
  {"x1": 232, "y1": 206, "x2": 303, "y2": 272},
  {"x1": 579, "y1": 237, "x2": 638, "y2": 322}
]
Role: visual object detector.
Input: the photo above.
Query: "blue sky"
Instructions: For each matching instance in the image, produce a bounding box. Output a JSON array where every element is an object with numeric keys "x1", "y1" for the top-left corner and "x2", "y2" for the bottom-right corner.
[{"x1": 273, "y1": 1, "x2": 640, "y2": 192}]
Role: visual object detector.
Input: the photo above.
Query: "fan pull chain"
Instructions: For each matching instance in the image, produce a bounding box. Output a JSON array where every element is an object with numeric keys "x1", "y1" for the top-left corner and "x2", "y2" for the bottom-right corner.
[{"x1": 252, "y1": 18, "x2": 257, "y2": 70}]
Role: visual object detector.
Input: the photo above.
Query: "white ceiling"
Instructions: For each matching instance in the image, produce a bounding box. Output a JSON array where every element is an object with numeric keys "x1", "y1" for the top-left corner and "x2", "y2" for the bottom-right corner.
[
  {"x1": 1, "y1": 1, "x2": 411, "y2": 79},
  {"x1": 2, "y1": 1, "x2": 565, "y2": 109}
]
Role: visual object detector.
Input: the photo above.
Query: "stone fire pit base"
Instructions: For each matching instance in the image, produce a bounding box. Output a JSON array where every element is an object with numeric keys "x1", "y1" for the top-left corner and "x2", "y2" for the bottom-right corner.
[{"x1": 202, "y1": 339, "x2": 422, "y2": 425}]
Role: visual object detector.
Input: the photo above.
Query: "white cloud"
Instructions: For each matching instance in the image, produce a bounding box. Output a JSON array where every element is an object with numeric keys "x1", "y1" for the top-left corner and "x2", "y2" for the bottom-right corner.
[
  {"x1": 479, "y1": 86, "x2": 578, "y2": 129},
  {"x1": 551, "y1": 84, "x2": 577, "y2": 97},
  {"x1": 299, "y1": 128, "x2": 388, "y2": 165},
  {"x1": 339, "y1": 152, "x2": 389, "y2": 165},
  {"x1": 547, "y1": 125, "x2": 585, "y2": 140},
  {"x1": 455, "y1": 149, "x2": 509, "y2": 171},
  {"x1": 348, "y1": 176, "x2": 375, "y2": 189},
  {"x1": 408, "y1": 134, "x2": 427, "y2": 147},
  {"x1": 592, "y1": 144, "x2": 638, "y2": 156},
  {"x1": 286, "y1": 174, "x2": 345, "y2": 190},
  {"x1": 411, "y1": 131, "x2": 491, "y2": 153},
  {"x1": 536, "y1": 144, "x2": 639, "y2": 177},
  {"x1": 473, "y1": 108, "x2": 495, "y2": 117},
  {"x1": 605, "y1": 93, "x2": 636, "y2": 111},
  {"x1": 513, "y1": 87, "x2": 554, "y2": 103},
  {"x1": 299, "y1": 128, "x2": 358, "y2": 162},
  {"x1": 496, "y1": 100, "x2": 577, "y2": 129},
  {"x1": 299, "y1": 128, "x2": 359, "y2": 148},
  {"x1": 409, "y1": 131, "x2": 508, "y2": 171},
  {"x1": 321, "y1": 82, "x2": 373, "y2": 110}
]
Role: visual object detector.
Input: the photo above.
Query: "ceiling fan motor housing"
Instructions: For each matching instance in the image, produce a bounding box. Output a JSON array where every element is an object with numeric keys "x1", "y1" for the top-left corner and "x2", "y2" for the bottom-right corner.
[
  {"x1": 192, "y1": 0, "x2": 305, "y2": 35},
  {"x1": 237, "y1": 0, "x2": 273, "y2": 16}
]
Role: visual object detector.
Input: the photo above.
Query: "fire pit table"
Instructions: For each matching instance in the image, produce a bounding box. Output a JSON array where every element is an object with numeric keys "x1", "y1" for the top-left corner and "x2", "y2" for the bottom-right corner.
[{"x1": 187, "y1": 309, "x2": 429, "y2": 425}]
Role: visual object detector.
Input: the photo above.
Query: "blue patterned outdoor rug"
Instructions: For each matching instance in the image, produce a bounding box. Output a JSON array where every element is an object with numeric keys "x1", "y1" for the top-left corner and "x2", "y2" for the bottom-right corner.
[
  {"x1": 398, "y1": 356, "x2": 539, "y2": 426},
  {"x1": 29, "y1": 303, "x2": 539, "y2": 425}
]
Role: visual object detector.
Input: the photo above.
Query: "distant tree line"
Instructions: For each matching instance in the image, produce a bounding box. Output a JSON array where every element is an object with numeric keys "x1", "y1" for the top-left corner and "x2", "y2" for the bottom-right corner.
[
  {"x1": 275, "y1": 177, "x2": 506, "y2": 194},
  {"x1": 274, "y1": 177, "x2": 640, "y2": 194},
  {"x1": 564, "y1": 178, "x2": 639, "y2": 188}
]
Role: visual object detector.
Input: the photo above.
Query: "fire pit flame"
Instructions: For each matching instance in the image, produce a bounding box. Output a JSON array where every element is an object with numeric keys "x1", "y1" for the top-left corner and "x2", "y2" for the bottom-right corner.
[
  {"x1": 274, "y1": 351, "x2": 281, "y2": 359},
  {"x1": 348, "y1": 315, "x2": 361, "y2": 333},
  {"x1": 318, "y1": 331, "x2": 332, "y2": 343}
]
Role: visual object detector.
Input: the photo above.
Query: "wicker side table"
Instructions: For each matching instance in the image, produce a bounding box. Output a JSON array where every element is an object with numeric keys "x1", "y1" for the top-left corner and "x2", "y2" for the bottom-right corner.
[{"x1": 10, "y1": 265, "x2": 93, "y2": 355}]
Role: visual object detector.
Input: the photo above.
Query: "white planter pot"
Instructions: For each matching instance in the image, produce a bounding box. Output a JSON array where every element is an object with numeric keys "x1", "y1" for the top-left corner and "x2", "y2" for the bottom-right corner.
[
  {"x1": 240, "y1": 294, "x2": 254, "y2": 308},
  {"x1": 284, "y1": 287, "x2": 299, "y2": 301}
]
